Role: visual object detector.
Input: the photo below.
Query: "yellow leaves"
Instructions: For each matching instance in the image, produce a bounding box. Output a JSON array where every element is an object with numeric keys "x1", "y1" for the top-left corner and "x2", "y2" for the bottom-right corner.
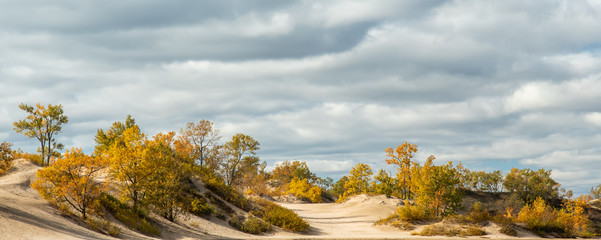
[
  {"x1": 286, "y1": 177, "x2": 322, "y2": 203},
  {"x1": 31, "y1": 148, "x2": 105, "y2": 220},
  {"x1": 344, "y1": 163, "x2": 373, "y2": 197},
  {"x1": 385, "y1": 141, "x2": 418, "y2": 199},
  {"x1": 0, "y1": 142, "x2": 14, "y2": 175}
]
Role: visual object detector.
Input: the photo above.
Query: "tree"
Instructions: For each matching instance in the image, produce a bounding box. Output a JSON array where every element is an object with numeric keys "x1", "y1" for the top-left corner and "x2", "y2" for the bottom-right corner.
[
  {"x1": 178, "y1": 120, "x2": 221, "y2": 167},
  {"x1": 411, "y1": 156, "x2": 463, "y2": 216},
  {"x1": 286, "y1": 177, "x2": 322, "y2": 203},
  {"x1": 269, "y1": 160, "x2": 317, "y2": 194},
  {"x1": 144, "y1": 132, "x2": 194, "y2": 221},
  {"x1": 222, "y1": 133, "x2": 260, "y2": 188},
  {"x1": 504, "y1": 168, "x2": 560, "y2": 204},
  {"x1": 32, "y1": 148, "x2": 105, "y2": 220},
  {"x1": 94, "y1": 115, "x2": 137, "y2": 155},
  {"x1": 106, "y1": 125, "x2": 150, "y2": 211},
  {"x1": 344, "y1": 163, "x2": 373, "y2": 197},
  {"x1": 0, "y1": 142, "x2": 15, "y2": 175},
  {"x1": 372, "y1": 169, "x2": 397, "y2": 197},
  {"x1": 13, "y1": 103, "x2": 68, "y2": 165},
  {"x1": 385, "y1": 141, "x2": 418, "y2": 199}
]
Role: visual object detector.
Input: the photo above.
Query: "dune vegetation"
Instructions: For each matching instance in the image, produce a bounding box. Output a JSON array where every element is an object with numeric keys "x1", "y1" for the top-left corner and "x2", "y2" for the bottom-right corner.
[{"x1": 2, "y1": 102, "x2": 601, "y2": 239}]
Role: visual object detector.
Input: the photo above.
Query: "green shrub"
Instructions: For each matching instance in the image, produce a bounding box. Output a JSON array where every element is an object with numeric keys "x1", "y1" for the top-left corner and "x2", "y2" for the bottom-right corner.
[
  {"x1": 229, "y1": 214, "x2": 272, "y2": 234},
  {"x1": 254, "y1": 199, "x2": 309, "y2": 232},
  {"x1": 99, "y1": 194, "x2": 160, "y2": 237},
  {"x1": 205, "y1": 181, "x2": 253, "y2": 212},
  {"x1": 190, "y1": 197, "x2": 212, "y2": 216},
  {"x1": 396, "y1": 201, "x2": 438, "y2": 223}
]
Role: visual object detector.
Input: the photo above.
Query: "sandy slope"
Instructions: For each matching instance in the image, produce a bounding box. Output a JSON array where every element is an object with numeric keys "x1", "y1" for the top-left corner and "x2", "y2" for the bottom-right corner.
[{"x1": 0, "y1": 159, "x2": 116, "y2": 240}]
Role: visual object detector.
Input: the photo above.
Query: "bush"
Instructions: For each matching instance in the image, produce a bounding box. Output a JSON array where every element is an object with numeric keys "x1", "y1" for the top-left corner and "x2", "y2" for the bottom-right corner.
[
  {"x1": 190, "y1": 197, "x2": 212, "y2": 216},
  {"x1": 254, "y1": 199, "x2": 310, "y2": 232},
  {"x1": 396, "y1": 201, "x2": 438, "y2": 223},
  {"x1": 375, "y1": 215, "x2": 415, "y2": 230},
  {"x1": 413, "y1": 224, "x2": 486, "y2": 237},
  {"x1": 0, "y1": 142, "x2": 14, "y2": 175},
  {"x1": 99, "y1": 194, "x2": 161, "y2": 237},
  {"x1": 205, "y1": 181, "x2": 253, "y2": 212},
  {"x1": 286, "y1": 177, "x2": 322, "y2": 203},
  {"x1": 13, "y1": 151, "x2": 43, "y2": 166},
  {"x1": 229, "y1": 214, "x2": 272, "y2": 234}
]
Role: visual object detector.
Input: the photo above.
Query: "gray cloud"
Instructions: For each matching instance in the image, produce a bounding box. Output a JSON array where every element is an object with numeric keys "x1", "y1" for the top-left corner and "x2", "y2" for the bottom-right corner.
[{"x1": 1, "y1": 0, "x2": 601, "y2": 195}]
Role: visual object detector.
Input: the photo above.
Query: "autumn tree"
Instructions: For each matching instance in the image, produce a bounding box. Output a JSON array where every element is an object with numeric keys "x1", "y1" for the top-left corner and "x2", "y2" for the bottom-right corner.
[
  {"x1": 411, "y1": 156, "x2": 463, "y2": 216},
  {"x1": 385, "y1": 141, "x2": 417, "y2": 199},
  {"x1": 32, "y1": 148, "x2": 105, "y2": 220},
  {"x1": 372, "y1": 169, "x2": 398, "y2": 197},
  {"x1": 13, "y1": 103, "x2": 68, "y2": 165},
  {"x1": 332, "y1": 176, "x2": 349, "y2": 197},
  {"x1": 106, "y1": 125, "x2": 150, "y2": 211},
  {"x1": 343, "y1": 163, "x2": 373, "y2": 198},
  {"x1": 286, "y1": 177, "x2": 322, "y2": 203},
  {"x1": 94, "y1": 115, "x2": 137, "y2": 154},
  {"x1": 457, "y1": 163, "x2": 504, "y2": 192},
  {"x1": 0, "y1": 141, "x2": 15, "y2": 175},
  {"x1": 177, "y1": 120, "x2": 221, "y2": 167},
  {"x1": 504, "y1": 168, "x2": 560, "y2": 204},
  {"x1": 145, "y1": 132, "x2": 194, "y2": 221},
  {"x1": 222, "y1": 133, "x2": 261, "y2": 188},
  {"x1": 269, "y1": 160, "x2": 317, "y2": 194}
]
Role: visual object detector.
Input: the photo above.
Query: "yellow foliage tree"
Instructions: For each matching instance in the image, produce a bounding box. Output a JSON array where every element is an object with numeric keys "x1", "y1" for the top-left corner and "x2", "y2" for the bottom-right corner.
[
  {"x1": 144, "y1": 132, "x2": 194, "y2": 221},
  {"x1": 385, "y1": 141, "x2": 417, "y2": 199},
  {"x1": 343, "y1": 163, "x2": 373, "y2": 197},
  {"x1": 410, "y1": 156, "x2": 462, "y2": 216},
  {"x1": 286, "y1": 177, "x2": 322, "y2": 203},
  {"x1": 106, "y1": 126, "x2": 150, "y2": 211},
  {"x1": 32, "y1": 148, "x2": 105, "y2": 220}
]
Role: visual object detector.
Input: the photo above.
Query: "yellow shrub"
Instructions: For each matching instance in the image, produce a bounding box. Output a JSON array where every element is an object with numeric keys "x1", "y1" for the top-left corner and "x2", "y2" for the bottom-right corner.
[{"x1": 286, "y1": 177, "x2": 322, "y2": 203}]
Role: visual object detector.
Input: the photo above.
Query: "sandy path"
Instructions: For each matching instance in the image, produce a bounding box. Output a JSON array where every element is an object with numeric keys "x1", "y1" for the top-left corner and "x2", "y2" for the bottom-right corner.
[{"x1": 272, "y1": 195, "x2": 413, "y2": 239}]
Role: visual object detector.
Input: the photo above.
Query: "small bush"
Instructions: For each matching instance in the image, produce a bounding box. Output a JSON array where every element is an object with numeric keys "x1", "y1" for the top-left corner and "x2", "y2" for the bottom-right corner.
[
  {"x1": 375, "y1": 214, "x2": 415, "y2": 230},
  {"x1": 0, "y1": 142, "x2": 14, "y2": 175},
  {"x1": 190, "y1": 197, "x2": 212, "y2": 216},
  {"x1": 13, "y1": 151, "x2": 43, "y2": 166},
  {"x1": 396, "y1": 201, "x2": 438, "y2": 223},
  {"x1": 414, "y1": 224, "x2": 486, "y2": 237},
  {"x1": 205, "y1": 181, "x2": 253, "y2": 212},
  {"x1": 499, "y1": 224, "x2": 518, "y2": 236},
  {"x1": 229, "y1": 214, "x2": 272, "y2": 234},
  {"x1": 254, "y1": 199, "x2": 310, "y2": 232},
  {"x1": 99, "y1": 194, "x2": 160, "y2": 237}
]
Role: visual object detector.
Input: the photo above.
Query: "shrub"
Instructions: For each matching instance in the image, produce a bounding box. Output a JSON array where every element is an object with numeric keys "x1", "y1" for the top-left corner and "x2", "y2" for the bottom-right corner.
[
  {"x1": 14, "y1": 151, "x2": 43, "y2": 166},
  {"x1": 229, "y1": 214, "x2": 272, "y2": 234},
  {"x1": 99, "y1": 194, "x2": 161, "y2": 237},
  {"x1": 190, "y1": 197, "x2": 212, "y2": 216},
  {"x1": 396, "y1": 201, "x2": 438, "y2": 223},
  {"x1": 205, "y1": 181, "x2": 253, "y2": 212},
  {"x1": 0, "y1": 142, "x2": 14, "y2": 175},
  {"x1": 413, "y1": 224, "x2": 486, "y2": 237},
  {"x1": 375, "y1": 215, "x2": 415, "y2": 230},
  {"x1": 254, "y1": 199, "x2": 310, "y2": 232},
  {"x1": 286, "y1": 177, "x2": 323, "y2": 203}
]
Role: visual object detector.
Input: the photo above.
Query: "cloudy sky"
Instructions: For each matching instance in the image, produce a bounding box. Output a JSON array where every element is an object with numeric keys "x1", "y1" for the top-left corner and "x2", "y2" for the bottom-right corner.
[{"x1": 1, "y1": 0, "x2": 600, "y2": 194}]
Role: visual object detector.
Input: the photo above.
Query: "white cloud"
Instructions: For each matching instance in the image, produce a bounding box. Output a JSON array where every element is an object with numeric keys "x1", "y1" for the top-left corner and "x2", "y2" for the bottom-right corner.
[{"x1": 585, "y1": 112, "x2": 601, "y2": 126}]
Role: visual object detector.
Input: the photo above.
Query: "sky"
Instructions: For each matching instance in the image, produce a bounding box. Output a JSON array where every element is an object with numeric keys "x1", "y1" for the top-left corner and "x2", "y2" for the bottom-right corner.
[{"x1": 1, "y1": 0, "x2": 601, "y2": 195}]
